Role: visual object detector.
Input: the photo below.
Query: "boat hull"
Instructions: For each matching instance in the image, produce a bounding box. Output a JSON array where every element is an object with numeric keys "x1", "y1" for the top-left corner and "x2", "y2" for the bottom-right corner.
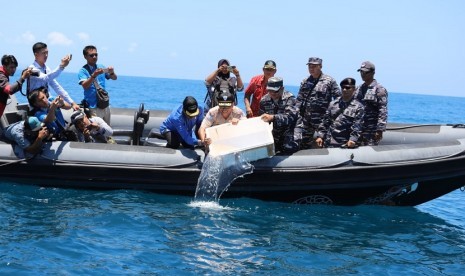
[{"x1": 1, "y1": 106, "x2": 465, "y2": 206}]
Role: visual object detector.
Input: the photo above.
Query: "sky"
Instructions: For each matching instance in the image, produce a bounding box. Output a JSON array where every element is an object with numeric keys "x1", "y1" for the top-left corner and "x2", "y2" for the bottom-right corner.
[{"x1": 1, "y1": 0, "x2": 464, "y2": 97}]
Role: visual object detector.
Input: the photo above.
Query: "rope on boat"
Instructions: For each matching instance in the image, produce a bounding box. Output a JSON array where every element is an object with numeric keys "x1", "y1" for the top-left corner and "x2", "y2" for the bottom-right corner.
[
  {"x1": 0, "y1": 156, "x2": 35, "y2": 167},
  {"x1": 387, "y1": 123, "x2": 465, "y2": 130},
  {"x1": 37, "y1": 152, "x2": 201, "y2": 169}
]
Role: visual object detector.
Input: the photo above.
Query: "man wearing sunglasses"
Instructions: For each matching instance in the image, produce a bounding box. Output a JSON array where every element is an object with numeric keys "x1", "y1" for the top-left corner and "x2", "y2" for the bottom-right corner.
[
  {"x1": 355, "y1": 61, "x2": 388, "y2": 145},
  {"x1": 315, "y1": 78, "x2": 365, "y2": 148},
  {"x1": 78, "y1": 45, "x2": 117, "y2": 125},
  {"x1": 259, "y1": 77, "x2": 298, "y2": 153}
]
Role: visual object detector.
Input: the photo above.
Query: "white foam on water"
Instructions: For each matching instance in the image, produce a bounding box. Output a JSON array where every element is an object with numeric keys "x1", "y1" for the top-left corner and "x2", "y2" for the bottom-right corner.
[
  {"x1": 194, "y1": 152, "x2": 253, "y2": 202},
  {"x1": 187, "y1": 200, "x2": 233, "y2": 211}
]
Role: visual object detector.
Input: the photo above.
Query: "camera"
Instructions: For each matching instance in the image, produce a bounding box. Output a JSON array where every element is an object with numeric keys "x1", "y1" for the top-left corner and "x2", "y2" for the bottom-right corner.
[
  {"x1": 102, "y1": 68, "x2": 109, "y2": 73},
  {"x1": 227, "y1": 66, "x2": 236, "y2": 72},
  {"x1": 30, "y1": 68, "x2": 40, "y2": 77}
]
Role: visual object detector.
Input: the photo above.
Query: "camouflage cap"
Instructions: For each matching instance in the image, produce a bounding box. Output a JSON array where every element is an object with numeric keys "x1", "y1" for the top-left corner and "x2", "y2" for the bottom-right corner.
[
  {"x1": 266, "y1": 76, "x2": 284, "y2": 91},
  {"x1": 263, "y1": 60, "x2": 277, "y2": 70},
  {"x1": 357, "y1": 61, "x2": 375, "y2": 72},
  {"x1": 306, "y1": 57, "x2": 322, "y2": 65}
]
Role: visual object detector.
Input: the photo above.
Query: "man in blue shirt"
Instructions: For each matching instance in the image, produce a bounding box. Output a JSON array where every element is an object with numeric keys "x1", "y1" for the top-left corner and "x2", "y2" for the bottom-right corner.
[
  {"x1": 160, "y1": 96, "x2": 204, "y2": 149},
  {"x1": 78, "y1": 45, "x2": 117, "y2": 125},
  {"x1": 27, "y1": 87, "x2": 72, "y2": 138}
]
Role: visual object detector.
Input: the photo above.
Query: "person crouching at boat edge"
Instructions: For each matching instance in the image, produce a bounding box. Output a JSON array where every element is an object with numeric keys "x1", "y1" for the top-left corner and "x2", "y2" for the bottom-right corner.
[
  {"x1": 315, "y1": 77, "x2": 364, "y2": 148},
  {"x1": 70, "y1": 109, "x2": 114, "y2": 143},
  {"x1": 198, "y1": 91, "x2": 246, "y2": 149},
  {"x1": 259, "y1": 77, "x2": 298, "y2": 154},
  {"x1": 3, "y1": 116, "x2": 51, "y2": 158},
  {"x1": 159, "y1": 96, "x2": 205, "y2": 149}
]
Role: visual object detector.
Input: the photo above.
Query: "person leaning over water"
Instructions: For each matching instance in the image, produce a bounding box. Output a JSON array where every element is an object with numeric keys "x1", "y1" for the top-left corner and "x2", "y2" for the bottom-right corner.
[
  {"x1": 0, "y1": 55, "x2": 32, "y2": 117},
  {"x1": 290, "y1": 57, "x2": 340, "y2": 151},
  {"x1": 259, "y1": 76, "x2": 298, "y2": 154},
  {"x1": 4, "y1": 116, "x2": 51, "y2": 158},
  {"x1": 159, "y1": 96, "x2": 204, "y2": 149},
  {"x1": 198, "y1": 91, "x2": 246, "y2": 146},
  {"x1": 204, "y1": 59, "x2": 243, "y2": 112},
  {"x1": 354, "y1": 61, "x2": 388, "y2": 145},
  {"x1": 244, "y1": 60, "x2": 277, "y2": 118},
  {"x1": 78, "y1": 45, "x2": 117, "y2": 125},
  {"x1": 315, "y1": 78, "x2": 365, "y2": 148},
  {"x1": 28, "y1": 42, "x2": 79, "y2": 110},
  {"x1": 70, "y1": 109, "x2": 113, "y2": 143}
]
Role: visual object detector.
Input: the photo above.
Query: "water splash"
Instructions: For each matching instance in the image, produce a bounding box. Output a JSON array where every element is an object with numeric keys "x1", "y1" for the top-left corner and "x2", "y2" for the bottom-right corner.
[{"x1": 194, "y1": 152, "x2": 253, "y2": 202}]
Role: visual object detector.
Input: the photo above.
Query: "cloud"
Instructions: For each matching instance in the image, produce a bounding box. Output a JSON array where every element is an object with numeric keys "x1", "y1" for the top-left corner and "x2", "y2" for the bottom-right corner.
[
  {"x1": 21, "y1": 31, "x2": 36, "y2": 43},
  {"x1": 128, "y1": 42, "x2": 138, "y2": 53},
  {"x1": 47, "y1": 32, "x2": 73, "y2": 46},
  {"x1": 8, "y1": 31, "x2": 36, "y2": 44},
  {"x1": 77, "y1": 32, "x2": 90, "y2": 43}
]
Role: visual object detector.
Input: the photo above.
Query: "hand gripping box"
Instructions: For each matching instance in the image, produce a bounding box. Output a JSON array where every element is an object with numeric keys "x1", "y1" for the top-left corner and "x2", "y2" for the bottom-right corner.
[{"x1": 205, "y1": 117, "x2": 275, "y2": 162}]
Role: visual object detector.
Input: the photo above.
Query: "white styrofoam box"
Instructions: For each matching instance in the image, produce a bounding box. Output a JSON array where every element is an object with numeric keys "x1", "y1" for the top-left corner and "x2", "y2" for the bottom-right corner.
[{"x1": 206, "y1": 117, "x2": 275, "y2": 162}]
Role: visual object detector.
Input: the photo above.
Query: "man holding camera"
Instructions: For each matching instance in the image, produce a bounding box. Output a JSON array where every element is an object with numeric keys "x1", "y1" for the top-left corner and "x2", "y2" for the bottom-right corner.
[
  {"x1": 27, "y1": 87, "x2": 72, "y2": 139},
  {"x1": 4, "y1": 116, "x2": 50, "y2": 158},
  {"x1": 70, "y1": 109, "x2": 113, "y2": 143},
  {"x1": 29, "y1": 42, "x2": 79, "y2": 110},
  {"x1": 78, "y1": 45, "x2": 117, "y2": 125},
  {"x1": 204, "y1": 59, "x2": 243, "y2": 113},
  {"x1": 0, "y1": 55, "x2": 33, "y2": 117}
]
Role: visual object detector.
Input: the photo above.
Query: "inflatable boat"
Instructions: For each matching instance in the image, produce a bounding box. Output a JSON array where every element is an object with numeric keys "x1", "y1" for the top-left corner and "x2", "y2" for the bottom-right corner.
[{"x1": 1, "y1": 95, "x2": 465, "y2": 206}]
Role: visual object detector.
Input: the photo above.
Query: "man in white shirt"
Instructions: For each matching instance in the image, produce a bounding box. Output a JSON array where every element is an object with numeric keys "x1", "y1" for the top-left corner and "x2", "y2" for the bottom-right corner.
[{"x1": 28, "y1": 42, "x2": 79, "y2": 110}]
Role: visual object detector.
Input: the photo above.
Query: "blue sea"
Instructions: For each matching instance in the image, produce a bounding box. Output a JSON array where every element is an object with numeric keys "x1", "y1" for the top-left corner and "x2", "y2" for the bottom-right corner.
[{"x1": 1, "y1": 72, "x2": 465, "y2": 275}]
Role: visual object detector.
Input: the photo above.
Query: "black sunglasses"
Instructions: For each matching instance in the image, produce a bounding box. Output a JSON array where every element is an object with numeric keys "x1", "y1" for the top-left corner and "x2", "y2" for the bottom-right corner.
[
  {"x1": 342, "y1": 86, "x2": 354, "y2": 90},
  {"x1": 88, "y1": 53, "x2": 98, "y2": 58}
]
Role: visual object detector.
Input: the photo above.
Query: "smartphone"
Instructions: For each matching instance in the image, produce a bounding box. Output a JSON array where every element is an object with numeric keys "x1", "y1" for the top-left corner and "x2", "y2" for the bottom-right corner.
[{"x1": 69, "y1": 54, "x2": 72, "y2": 59}]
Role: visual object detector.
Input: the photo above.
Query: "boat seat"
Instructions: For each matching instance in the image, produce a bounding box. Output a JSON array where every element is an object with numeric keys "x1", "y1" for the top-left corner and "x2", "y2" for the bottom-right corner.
[
  {"x1": 143, "y1": 127, "x2": 166, "y2": 147},
  {"x1": 1, "y1": 95, "x2": 30, "y2": 129},
  {"x1": 111, "y1": 128, "x2": 133, "y2": 145}
]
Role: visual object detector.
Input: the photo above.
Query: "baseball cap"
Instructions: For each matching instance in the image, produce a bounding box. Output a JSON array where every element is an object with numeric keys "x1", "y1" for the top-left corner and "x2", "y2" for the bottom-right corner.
[
  {"x1": 263, "y1": 60, "x2": 276, "y2": 70},
  {"x1": 183, "y1": 96, "x2": 199, "y2": 117},
  {"x1": 357, "y1": 61, "x2": 375, "y2": 72},
  {"x1": 70, "y1": 110, "x2": 86, "y2": 124},
  {"x1": 340, "y1": 78, "x2": 356, "y2": 87},
  {"x1": 266, "y1": 77, "x2": 284, "y2": 91},
  {"x1": 217, "y1": 91, "x2": 234, "y2": 107},
  {"x1": 307, "y1": 57, "x2": 322, "y2": 65},
  {"x1": 26, "y1": 116, "x2": 42, "y2": 131}
]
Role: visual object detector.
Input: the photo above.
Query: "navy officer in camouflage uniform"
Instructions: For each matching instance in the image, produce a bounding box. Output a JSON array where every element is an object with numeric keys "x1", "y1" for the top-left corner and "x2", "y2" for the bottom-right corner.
[
  {"x1": 290, "y1": 57, "x2": 340, "y2": 151},
  {"x1": 315, "y1": 78, "x2": 364, "y2": 148},
  {"x1": 355, "y1": 61, "x2": 388, "y2": 145},
  {"x1": 259, "y1": 77, "x2": 297, "y2": 153}
]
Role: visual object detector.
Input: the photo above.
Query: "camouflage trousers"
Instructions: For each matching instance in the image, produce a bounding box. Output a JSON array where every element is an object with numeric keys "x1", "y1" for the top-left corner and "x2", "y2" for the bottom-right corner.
[{"x1": 286, "y1": 124, "x2": 317, "y2": 152}]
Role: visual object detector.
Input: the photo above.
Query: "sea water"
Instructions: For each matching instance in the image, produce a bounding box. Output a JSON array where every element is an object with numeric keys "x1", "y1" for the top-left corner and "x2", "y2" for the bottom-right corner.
[{"x1": 1, "y1": 72, "x2": 465, "y2": 275}]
